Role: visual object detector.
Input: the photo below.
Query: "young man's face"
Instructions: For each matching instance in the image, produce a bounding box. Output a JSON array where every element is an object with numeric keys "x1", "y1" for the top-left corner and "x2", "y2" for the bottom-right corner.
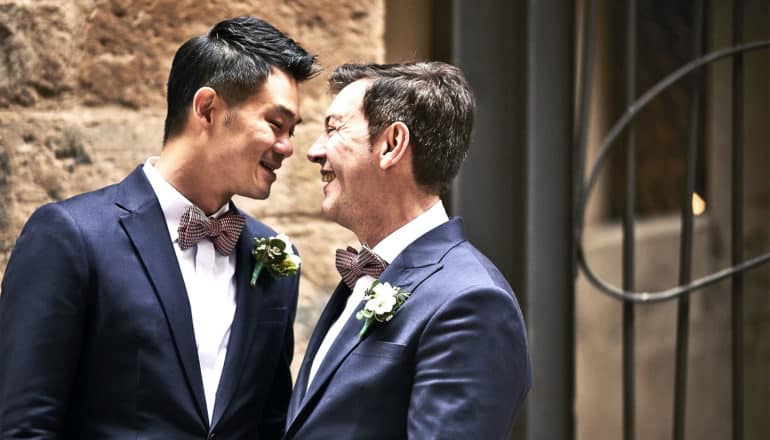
[
  {"x1": 307, "y1": 79, "x2": 383, "y2": 231},
  {"x1": 212, "y1": 68, "x2": 300, "y2": 200}
]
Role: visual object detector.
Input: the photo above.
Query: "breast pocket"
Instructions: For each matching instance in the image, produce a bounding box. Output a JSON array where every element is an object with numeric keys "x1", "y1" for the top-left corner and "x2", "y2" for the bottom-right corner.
[{"x1": 353, "y1": 340, "x2": 407, "y2": 360}]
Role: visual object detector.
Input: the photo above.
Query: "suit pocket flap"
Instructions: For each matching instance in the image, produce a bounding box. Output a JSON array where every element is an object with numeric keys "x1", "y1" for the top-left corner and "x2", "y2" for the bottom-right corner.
[
  {"x1": 353, "y1": 340, "x2": 406, "y2": 360},
  {"x1": 257, "y1": 307, "x2": 288, "y2": 324}
]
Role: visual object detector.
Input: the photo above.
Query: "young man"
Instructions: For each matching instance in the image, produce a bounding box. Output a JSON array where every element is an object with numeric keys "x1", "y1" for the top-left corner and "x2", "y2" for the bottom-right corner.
[
  {"x1": 0, "y1": 16, "x2": 316, "y2": 439},
  {"x1": 286, "y1": 62, "x2": 531, "y2": 439}
]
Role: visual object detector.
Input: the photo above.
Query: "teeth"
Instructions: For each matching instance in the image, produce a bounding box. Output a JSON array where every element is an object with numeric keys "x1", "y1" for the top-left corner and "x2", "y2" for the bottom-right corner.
[{"x1": 321, "y1": 171, "x2": 336, "y2": 183}]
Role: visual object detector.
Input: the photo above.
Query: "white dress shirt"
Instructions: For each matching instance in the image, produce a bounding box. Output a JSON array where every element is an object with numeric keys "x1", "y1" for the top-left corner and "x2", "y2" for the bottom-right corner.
[
  {"x1": 306, "y1": 200, "x2": 449, "y2": 389},
  {"x1": 143, "y1": 157, "x2": 237, "y2": 422}
]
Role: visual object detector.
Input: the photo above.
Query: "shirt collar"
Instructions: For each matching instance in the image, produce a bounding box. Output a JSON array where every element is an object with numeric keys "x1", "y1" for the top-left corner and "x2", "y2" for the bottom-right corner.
[
  {"x1": 142, "y1": 157, "x2": 229, "y2": 243},
  {"x1": 371, "y1": 200, "x2": 449, "y2": 263}
]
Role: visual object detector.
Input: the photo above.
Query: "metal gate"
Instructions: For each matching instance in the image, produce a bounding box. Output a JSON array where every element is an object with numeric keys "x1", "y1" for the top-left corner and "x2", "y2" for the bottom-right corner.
[{"x1": 574, "y1": 1, "x2": 770, "y2": 439}]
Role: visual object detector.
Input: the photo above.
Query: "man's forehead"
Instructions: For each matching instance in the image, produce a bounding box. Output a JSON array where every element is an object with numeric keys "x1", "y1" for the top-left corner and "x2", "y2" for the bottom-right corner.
[{"x1": 326, "y1": 79, "x2": 370, "y2": 119}]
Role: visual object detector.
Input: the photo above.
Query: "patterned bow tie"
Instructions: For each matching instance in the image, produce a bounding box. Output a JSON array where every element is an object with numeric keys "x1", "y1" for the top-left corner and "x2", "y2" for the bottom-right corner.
[
  {"x1": 335, "y1": 246, "x2": 388, "y2": 289},
  {"x1": 177, "y1": 205, "x2": 245, "y2": 256}
]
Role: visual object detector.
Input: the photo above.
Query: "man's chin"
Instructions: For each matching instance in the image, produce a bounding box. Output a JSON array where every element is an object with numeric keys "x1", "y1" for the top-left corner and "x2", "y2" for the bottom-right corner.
[
  {"x1": 321, "y1": 204, "x2": 355, "y2": 233},
  {"x1": 239, "y1": 185, "x2": 270, "y2": 201},
  {"x1": 320, "y1": 206, "x2": 333, "y2": 221},
  {"x1": 320, "y1": 202, "x2": 338, "y2": 222}
]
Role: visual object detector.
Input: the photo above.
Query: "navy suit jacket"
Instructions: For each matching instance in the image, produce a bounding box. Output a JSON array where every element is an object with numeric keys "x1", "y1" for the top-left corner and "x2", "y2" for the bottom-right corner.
[
  {"x1": 285, "y1": 218, "x2": 530, "y2": 439},
  {"x1": 0, "y1": 167, "x2": 299, "y2": 439}
]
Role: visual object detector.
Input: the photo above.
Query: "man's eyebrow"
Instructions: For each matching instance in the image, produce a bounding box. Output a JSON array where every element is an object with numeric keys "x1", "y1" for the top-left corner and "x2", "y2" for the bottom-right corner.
[{"x1": 272, "y1": 104, "x2": 302, "y2": 125}]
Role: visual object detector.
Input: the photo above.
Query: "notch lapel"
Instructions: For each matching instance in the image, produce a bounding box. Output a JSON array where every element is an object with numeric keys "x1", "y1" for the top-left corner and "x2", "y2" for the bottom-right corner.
[
  {"x1": 286, "y1": 258, "x2": 441, "y2": 435},
  {"x1": 209, "y1": 220, "x2": 264, "y2": 430},
  {"x1": 285, "y1": 219, "x2": 467, "y2": 436},
  {"x1": 287, "y1": 281, "x2": 351, "y2": 423},
  {"x1": 117, "y1": 169, "x2": 208, "y2": 426}
]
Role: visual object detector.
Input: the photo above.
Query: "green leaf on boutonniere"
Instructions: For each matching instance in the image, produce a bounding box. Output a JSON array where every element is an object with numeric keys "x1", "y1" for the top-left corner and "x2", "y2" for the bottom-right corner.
[
  {"x1": 250, "y1": 233, "x2": 300, "y2": 286},
  {"x1": 355, "y1": 279, "x2": 410, "y2": 338}
]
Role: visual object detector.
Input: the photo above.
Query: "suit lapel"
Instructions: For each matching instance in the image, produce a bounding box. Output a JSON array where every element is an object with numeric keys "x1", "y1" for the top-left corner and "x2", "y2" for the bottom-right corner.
[
  {"x1": 209, "y1": 218, "x2": 263, "y2": 430},
  {"x1": 116, "y1": 168, "x2": 208, "y2": 426},
  {"x1": 287, "y1": 281, "x2": 351, "y2": 422},
  {"x1": 285, "y1": 219, "x2": 468, "y2": 436},
  {"x1": 286, "y1": 258, "x2": 441, "y2": 434}
]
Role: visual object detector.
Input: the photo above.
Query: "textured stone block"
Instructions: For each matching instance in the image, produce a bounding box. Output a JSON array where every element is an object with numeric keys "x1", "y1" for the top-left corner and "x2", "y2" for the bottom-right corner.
[{"x1": 0, "y1": 2, "x2": 78, "y2": 107}]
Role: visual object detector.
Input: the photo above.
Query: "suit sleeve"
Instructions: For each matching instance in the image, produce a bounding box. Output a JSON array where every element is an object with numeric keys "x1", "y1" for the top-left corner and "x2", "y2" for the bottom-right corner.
[
  {"x1": 257, "y1": 267, "x2": 300, "y2": 439},
  {"x1": 407, "y1": 285, "x2": 531, "y2": 439},
  {"x1": 0, "y1": 203, "x2": 90, "y2": 438}
]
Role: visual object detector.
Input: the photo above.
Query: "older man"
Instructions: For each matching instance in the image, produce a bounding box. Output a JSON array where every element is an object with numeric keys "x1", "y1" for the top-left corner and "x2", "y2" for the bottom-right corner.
[{"x1": 286, "y1": 62, "x2": 530, "y2": 439}]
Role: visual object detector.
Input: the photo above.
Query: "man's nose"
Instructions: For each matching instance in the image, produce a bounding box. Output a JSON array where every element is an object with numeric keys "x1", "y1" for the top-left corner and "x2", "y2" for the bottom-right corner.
[
  {"x1": 307, "y1": 136, "x2": 326, "y2": 164},
  {"x1": 274, "y1": 135, "x2": 294, "y2": 158}
]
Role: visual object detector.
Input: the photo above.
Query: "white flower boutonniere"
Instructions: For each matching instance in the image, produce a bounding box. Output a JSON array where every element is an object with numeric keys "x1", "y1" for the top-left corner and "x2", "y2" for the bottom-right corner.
[
  {"x1": 355, "y1": 279, "x2": 411, "y2": 338},
  {"x1": 250, "y1": 234, "x2": 301, "y2": 286}
]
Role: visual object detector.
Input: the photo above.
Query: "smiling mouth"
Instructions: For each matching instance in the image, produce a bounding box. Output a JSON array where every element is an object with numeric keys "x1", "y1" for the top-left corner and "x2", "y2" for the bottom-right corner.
[
  {"x1": 261, "y1": 160, "x2": 281, "y2": 174},
  {"x1": 321, "y1": 170, "x2": 336, "y2": 183}
]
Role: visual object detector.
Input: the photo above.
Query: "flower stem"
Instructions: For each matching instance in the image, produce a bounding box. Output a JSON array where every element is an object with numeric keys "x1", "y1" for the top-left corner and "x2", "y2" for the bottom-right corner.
[
  {"x1": 359, "y1": 318, "x2": 372, "y2": 339},
  {"x1": 250, "y1": 261, "x2": 263, "y2": 287}
]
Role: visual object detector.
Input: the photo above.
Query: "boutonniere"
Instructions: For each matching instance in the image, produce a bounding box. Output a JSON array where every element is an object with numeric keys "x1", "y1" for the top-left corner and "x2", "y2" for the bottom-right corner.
[
  {"x1": 250, "y1": 234, "x2": 301, "y2": 286},
  {"x1": 355, "y1": 279, "x2": 411, "y2": 338}
]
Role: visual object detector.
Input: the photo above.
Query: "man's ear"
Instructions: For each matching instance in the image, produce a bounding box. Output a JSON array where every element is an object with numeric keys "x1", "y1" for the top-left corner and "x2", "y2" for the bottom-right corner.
[
  {"x1": 379, "y1": 121, "x2": 410, "y2": 170},
  {"x1": 192, "y1": 87, "x2": 218, "y2": 130}
]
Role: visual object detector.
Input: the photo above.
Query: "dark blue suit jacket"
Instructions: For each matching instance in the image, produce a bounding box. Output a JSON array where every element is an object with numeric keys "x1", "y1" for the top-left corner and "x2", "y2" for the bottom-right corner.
[
  {"x1": 0, "y1": 167, "x2": 299, "y2": 439},
  {"x1": 285, "y1": 218, "x2": 530, "y2": 439}
]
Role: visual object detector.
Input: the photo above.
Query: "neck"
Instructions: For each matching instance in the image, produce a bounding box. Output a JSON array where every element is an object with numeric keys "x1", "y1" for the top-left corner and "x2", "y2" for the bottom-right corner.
[
  {"x1": 155, "y1": 138, "x2": 230, "y2": 215},
  {"x1": 355, "y1": 193, "x2": 440, "y2": 248}
]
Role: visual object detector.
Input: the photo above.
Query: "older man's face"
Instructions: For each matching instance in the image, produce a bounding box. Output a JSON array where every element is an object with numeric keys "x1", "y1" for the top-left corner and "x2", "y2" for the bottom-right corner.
[{"x1": 307, "y1": 79, "x2": 382, "y2": 231}]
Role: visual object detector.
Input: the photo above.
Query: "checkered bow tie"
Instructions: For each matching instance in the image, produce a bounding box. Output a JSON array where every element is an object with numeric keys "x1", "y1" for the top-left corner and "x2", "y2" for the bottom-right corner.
[
  {"x1": 177, "y1": 205, "x2": 245, "y2": 256},
  {"x1": 335, "y1": 246, "x2": 388, "y2": 289}
]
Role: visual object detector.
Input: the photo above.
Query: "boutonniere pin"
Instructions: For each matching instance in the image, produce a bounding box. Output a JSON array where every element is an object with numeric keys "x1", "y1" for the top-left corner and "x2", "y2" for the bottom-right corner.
[
  {"x1": 250, "y1": 234, "x2": 301, "y2": 286},
  {"x1": 355, "y1": 279, "x2": 411, "y2": 338}
]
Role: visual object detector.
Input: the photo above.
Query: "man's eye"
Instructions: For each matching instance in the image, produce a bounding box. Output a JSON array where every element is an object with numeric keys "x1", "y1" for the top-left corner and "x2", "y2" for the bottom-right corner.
[
  {"x1": 269, "y1": 121, "x2": 283, "y2": 132},
  {"x1": 325, "y1": 125, "x2": 337, "y2": 135}
]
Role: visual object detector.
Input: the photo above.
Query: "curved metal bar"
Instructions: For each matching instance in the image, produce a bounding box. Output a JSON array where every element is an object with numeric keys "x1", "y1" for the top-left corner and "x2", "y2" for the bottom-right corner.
[
  {"x1": 577, "y1": 244, "x2": 770, "y2": 303},
  {"x1": 576, "y1": 40, "x2": 770, "y2": 303},
  {"x1": 578, "y1": 40, "x2": 770, "y2": 230}
]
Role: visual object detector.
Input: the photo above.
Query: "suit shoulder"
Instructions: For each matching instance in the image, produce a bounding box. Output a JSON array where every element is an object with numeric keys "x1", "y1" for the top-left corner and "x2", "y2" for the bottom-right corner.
[
  {"x1": 437, "y1": 241, "x2": 513, "y2": 294},
  {"x1": 418, "y1": 242, "x2": 526, "y2": 349},
  {"x1": 22, "y1": 184, "x2": 118, "y2": 230},
  {"x1": 50, "y1": 183, "x2": 120, "y2": 219}
]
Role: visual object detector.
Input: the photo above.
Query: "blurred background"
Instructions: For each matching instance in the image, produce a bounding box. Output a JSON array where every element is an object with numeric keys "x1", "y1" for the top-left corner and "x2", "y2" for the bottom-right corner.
[{"x1": 0, "y1": 0, "x2": 767, "y2": 439}]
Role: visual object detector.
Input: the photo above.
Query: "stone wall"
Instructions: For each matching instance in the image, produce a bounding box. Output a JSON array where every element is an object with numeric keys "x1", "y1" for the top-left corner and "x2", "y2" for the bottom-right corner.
[{"x1": 0, "y1": 0, "x2": 384, "y2": 377}]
